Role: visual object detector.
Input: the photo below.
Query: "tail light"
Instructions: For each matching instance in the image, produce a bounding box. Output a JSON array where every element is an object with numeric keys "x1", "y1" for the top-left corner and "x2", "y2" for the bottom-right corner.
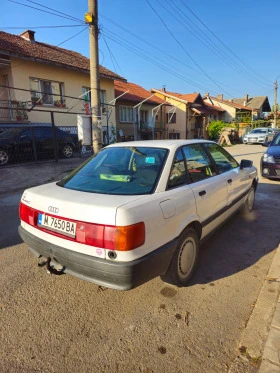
[
  {"x1": 19, "y1": 202, "x2": 37, "y2": 226},
  {"x1": 19, "y1": 202, "x2": 145, "y2": 251}
]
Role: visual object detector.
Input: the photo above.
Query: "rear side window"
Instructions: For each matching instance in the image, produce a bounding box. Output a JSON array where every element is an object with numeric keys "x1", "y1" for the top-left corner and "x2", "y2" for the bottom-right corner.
[
  {"x1": 182, "y1": 144, "x2": 216, "y2": 183},
  {"x1": 58, "y1": 146, "x2": 168, "y2": 195},
  {"x1": 168, "y1": 149, "x2": 187, "y2": 189},
  {"x1": 204, "y1": 143, "x2": 238, "y2": 173}
]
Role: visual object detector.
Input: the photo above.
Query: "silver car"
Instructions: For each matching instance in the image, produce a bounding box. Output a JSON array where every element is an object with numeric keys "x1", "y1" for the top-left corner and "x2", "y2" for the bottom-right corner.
[{"x1": 243, "y1": 127, "x2": 275, "y2": 144}]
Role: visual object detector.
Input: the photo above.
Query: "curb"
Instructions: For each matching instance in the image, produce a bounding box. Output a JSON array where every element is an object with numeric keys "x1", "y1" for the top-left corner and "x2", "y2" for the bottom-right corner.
[{"x1": 229, "y1": 244, "x2": 280, "y2": 372}]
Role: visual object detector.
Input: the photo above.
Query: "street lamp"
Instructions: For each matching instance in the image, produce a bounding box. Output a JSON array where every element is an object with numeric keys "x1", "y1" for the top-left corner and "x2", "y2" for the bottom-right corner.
[{"x1": 273, "y1": 75, "x2": 280, "y2": 129}]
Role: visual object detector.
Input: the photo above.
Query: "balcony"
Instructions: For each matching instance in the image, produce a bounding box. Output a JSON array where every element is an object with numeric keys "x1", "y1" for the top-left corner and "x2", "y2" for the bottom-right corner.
[{"x1": 0, "y1": 100, "x2": 29, "y2": 122}]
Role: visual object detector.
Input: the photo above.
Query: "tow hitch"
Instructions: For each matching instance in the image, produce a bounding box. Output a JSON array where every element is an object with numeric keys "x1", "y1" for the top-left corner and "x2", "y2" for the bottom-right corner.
[{"x1": 38, "y1": 257, "x2": 65, "y2": 276}]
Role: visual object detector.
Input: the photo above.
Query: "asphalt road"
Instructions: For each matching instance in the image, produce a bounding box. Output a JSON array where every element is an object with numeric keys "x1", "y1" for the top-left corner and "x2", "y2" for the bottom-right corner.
[{"x1": 0, "y1": 144, "x2": 279, "y2": 373}]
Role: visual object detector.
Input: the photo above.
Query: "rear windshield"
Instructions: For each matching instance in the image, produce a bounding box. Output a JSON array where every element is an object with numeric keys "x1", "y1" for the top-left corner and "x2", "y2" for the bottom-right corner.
[{"x1": 57, "y1": 146, "x2": 168, "y2": 195}]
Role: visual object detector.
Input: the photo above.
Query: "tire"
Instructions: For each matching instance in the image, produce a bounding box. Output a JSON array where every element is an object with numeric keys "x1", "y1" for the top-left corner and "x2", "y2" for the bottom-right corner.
[
  {"x1": 0, "y1": 148, "x2": 9, "y2": 166},
  {"x1": 62, "y1": 144, "x2": 74, "y2": 158},
  {"x1": 161, "y1": 227, "x2": 199, "y2": 287},
  {"x1": 243, "y1": 185, "x2": 255, "y2": 214}
]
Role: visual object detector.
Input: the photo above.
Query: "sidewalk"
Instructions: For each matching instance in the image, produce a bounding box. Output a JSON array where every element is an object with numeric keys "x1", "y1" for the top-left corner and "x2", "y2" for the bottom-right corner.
[
  {"x1": 1, "y1": 155, "x2": 280, "y2": 372},
  {"x1": 0, "y1": 157, "x2": 85, "y2": 194}
]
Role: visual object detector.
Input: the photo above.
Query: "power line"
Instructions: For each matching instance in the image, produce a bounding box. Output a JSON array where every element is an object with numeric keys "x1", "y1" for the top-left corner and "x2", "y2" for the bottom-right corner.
[
  {"x1": 56, "y1": 27, "x2": 87, "y2": 47},
  {"x1": 101, "y1": 35, "x2": 123, "y2": 76},
  {"x1": 2, "y1": 25, "x2": 85, "y2": 30},
  {"x1": 25, "y1": 0, "x2": 84, "y2": 24},
  {"x1": 102, "y1": 30, "x2": 221, "y2": 95},
  {"x1": 178, "y1": 0, "x2": 270, "y2": 87},
  {"x1": 145, "y1": 0, "x2": 233, "y2": 97},
  {"x1": 100, "y1": 12, "x2": 200, "y2": 74},
  {"x1": 7, "y1": 0, "x2": 84, "y2": 24},
  {"x1": 100, "y1": 13, "x2": 244, "y2": 96},
  {"x1": 157, "y1": 0, "x2": 269, "y2": 89}
]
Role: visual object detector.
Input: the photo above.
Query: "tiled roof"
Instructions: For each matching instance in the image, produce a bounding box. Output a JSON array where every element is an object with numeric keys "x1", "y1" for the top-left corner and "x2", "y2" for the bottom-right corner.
[
  {"x1": 0, "y1": 30, "x2": 125, "y2": 81},
  {"x1": 207, "y1": 96, "x2": 253, "y2": 111},
  {"x1": 115, "y1": 81, "x2": 166, "y2": 105},
  {"x1": 232, "y1": 96, "x2": 271, "y2": 111},
  {"x1": 151, "y1": 89, "x2": 200, "y2": 103},
  {"x1": 204, "y1": 102, "x2": 225, "y2": 112}
]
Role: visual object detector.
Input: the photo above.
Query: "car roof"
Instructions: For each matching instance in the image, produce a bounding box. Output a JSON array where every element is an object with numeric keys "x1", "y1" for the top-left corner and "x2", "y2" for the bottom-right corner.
[{"x1": 106, "y1": 139, "x2": 215, "y2": 150}]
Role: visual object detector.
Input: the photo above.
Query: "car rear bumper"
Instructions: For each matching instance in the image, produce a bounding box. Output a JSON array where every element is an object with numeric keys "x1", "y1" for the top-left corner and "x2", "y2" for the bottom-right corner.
[{"x1": 18, "y1": 225, "x2": 177, "y2": 290}]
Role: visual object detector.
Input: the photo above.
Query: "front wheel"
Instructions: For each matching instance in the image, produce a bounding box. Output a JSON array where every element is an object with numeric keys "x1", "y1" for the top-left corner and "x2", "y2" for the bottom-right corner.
[
  {"x1": 0, "y1": 148, "x2": 9, "y2": 166},
  {"x1": 62, "y1": 144, "x2": 74, "y2": 158},
  {"x1": 243, "y1": 185, "x2": 255, "y2": 214},
  {"x1": 161, "y1": 227, "x2": 199, "y2": 287}
]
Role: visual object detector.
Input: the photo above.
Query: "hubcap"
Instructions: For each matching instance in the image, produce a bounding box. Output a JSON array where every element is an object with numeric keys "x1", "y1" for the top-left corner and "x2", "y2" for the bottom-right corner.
[
  {"x1": 64, "y1": 146, "x2": 72, "y2": 157},
  {"x1": 0, "y1": 150, "x2": 8, "y2": 165},
  {"x1": 178, "y1": 237, "x2": 196, "y2": 280}
]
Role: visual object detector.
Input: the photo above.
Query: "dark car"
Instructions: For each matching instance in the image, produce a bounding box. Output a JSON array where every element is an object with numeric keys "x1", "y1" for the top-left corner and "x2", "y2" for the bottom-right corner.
[
  {"x1": 0, "y1": 126, "x2": 79, "y2": 166},
  {"x1": 261, "y1": 132, "x2": 280, "y2": 179}
]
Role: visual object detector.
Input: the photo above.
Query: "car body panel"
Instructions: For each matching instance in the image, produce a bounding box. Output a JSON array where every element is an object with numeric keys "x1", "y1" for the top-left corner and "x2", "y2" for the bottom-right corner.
[
  {"x1": 261, "y1": 133, "x2": 280, "y2": 179},
  {"x1": 19, "y1": 140, "x2": 258, "y2": 290}
]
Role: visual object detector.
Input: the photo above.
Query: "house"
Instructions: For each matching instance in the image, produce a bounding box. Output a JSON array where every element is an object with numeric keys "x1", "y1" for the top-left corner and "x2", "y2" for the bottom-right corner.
[
  {"x1": 151, "y1": 88, "x2": 224, "y2": 139},
  {"x1": 203, "y1": 94, "x2": 254, "y2": 123},
  {"x1": 0, "y1": 30, "x2": 125, "y2": 134},
  {"x1": 114, "y1": 81, "x2": 168, "y2": 140},
  {"x1": 231, "y1": 94, "x2": 271, "y2": 119}
]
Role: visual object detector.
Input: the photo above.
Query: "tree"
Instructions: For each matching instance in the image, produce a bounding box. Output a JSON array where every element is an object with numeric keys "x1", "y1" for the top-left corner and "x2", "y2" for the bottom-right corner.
[{"x1": 207, "y1": 120, "x2": 235, "y2": 140}]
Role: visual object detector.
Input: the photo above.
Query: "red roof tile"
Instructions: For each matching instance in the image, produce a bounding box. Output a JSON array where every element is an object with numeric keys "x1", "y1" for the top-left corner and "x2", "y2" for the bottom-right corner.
[
  {"x1": 165, "y1": 91, "x2": 200, "y2": 103},
  {"x1": 208, "y1": 96, "x2": 253, "y2": 111},
  {"x1": 115, "y1": 81, "x2": 166, "y2": 105},
  {"x1": 204, "y1": 102, "x2": 225, "y2": 112},
  {"x1": 151, "y1": 89, "x2": 201, "y2": 103},
  {"x1": 0, "y1": 30, "x2": 125, "y2": 81}
]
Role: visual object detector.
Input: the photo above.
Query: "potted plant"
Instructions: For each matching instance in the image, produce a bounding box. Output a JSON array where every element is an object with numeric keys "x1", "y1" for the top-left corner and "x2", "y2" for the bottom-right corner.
[{"x1": 15, "y1": 102, "x2": 27, "y2": 121}]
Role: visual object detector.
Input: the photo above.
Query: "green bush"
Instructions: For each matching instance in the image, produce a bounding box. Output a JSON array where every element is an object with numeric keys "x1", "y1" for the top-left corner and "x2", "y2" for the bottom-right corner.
[{"x1": 207, "y1": 121, "x2": 234, "y2": 140}]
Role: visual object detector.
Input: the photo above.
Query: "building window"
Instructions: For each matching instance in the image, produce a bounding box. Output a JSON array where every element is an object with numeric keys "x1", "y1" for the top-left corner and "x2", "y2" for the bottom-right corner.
[
  {"x1": 30, "y1": 78, "x2": 65, "y2": 106},
  {"x1": 120, "y1": 106, "x2": 134, "y2": 122},
  {"x1": 166, "y1": 112, "x2": 176, "y2": 124},
  {"x1": 140, "y1": 110, "x2": 148, "y2": 124},
  {"x1": 82, "y1": 87, "x2": 106, "y2": 111}
]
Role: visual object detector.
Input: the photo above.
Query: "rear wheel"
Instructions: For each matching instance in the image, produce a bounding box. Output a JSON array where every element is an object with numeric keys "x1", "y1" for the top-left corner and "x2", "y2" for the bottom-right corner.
[
  {"x1": 62, "y1": 144, "x2": 74, "y2": 158},
  {"x1": 161, "y1": 227, "x2": 199, "y2": 286},
  {"x1": 0, "y1": 149, "x2": 9, "y2": 166}
]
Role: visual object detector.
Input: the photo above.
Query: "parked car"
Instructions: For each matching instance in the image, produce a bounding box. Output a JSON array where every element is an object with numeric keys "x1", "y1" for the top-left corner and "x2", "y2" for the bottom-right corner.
[
  {"x1": 261, "y1": 132, "x2": 280, "y2": 179},
  {"x1": 243, "y1": 127, "x2": 275, "y2": 144},
  {"x1": 0, "y1": 126, "x2": 79, "y2": 166},
  {"x1": 18, "y1": 140, "x2": 258, "y2": 290}
]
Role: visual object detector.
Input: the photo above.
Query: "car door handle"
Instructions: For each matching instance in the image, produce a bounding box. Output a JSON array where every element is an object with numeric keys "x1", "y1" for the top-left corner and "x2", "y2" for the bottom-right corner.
[
  {"x1": 199, "y1": 190, "x2": 206, "y2": 196},
  {"x1": 227, "y1": 179, "x2": 232, "y2": 184}
]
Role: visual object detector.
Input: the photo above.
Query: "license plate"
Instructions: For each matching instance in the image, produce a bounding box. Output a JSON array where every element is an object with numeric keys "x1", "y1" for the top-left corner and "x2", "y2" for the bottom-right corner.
[{"x1": 38, "y1": 214, "x2": 76, "y2": 238}]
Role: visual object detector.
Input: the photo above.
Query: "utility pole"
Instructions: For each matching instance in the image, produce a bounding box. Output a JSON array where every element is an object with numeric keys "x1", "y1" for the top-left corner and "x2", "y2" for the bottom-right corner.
[
  {"x1": 86, "y1": 0, "x2": 101, "y2": 153},
  {"x1": 273, "y1": 80, "x2": 278, "y2": 129}
]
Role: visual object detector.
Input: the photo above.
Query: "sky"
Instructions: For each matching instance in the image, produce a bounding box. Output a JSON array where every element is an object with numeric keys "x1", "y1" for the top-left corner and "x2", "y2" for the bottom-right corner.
[{"x1": 1, "y1": 0, "x2": 280, "y2": 107}]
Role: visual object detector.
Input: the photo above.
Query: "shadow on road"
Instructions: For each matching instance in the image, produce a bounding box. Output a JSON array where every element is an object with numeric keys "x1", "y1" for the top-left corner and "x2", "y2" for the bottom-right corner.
[{"x1": 191, "y1": 182, "x2": 280, "y2": 286}]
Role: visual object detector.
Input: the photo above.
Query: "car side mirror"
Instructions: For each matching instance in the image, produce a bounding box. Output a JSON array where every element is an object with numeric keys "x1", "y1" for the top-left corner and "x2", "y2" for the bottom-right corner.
[
  {"x1": 240, "y1": 159, "x2": 253, "y2": 169},
  {"x1": 262, "y1": 142, "x2": 270, "y2": 147}
]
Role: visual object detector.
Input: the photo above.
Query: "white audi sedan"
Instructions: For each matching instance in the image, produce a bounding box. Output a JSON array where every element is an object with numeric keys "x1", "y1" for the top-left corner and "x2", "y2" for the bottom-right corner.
[
  {"x1": 19, "y1": 140, "x2": 258, "y2": 290},
  {"x1": 243, "y1": 127, "x2": 275, "y2": 144}
]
